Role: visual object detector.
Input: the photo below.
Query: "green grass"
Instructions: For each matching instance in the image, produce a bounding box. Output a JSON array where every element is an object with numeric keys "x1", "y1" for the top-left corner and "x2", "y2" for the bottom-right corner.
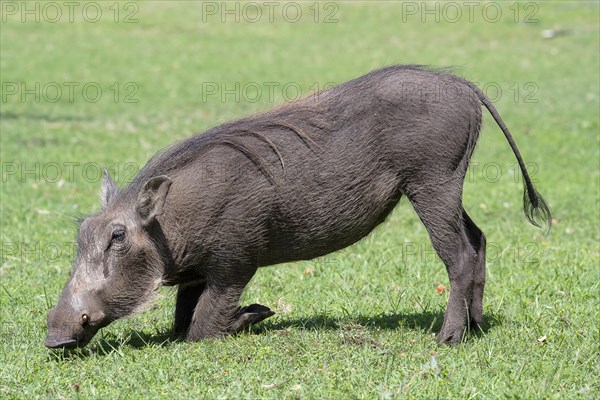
[{"x1": 1, "y1": 1, "x2": 599, "y2": 398}]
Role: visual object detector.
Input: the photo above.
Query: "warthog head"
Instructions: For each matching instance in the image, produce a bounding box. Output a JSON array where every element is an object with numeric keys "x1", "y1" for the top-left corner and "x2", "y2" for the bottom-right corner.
[{"x1": 45, "y1": 171, "x2": 171, "y2": 348}]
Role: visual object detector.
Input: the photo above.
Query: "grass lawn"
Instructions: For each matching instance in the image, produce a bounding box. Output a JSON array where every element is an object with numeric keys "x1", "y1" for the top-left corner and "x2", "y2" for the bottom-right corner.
[{"x1": 1, "y1": 1, "x2": 599, "y2": 398}]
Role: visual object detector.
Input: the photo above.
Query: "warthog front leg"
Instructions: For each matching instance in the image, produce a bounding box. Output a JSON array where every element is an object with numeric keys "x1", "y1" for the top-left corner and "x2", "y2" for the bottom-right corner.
[
  {"x1": 185, "y1": 265, "x2": 260, "y2": 340},
  {"x1": 174, "y1": 280, "x2": 206, "y2": 336}
]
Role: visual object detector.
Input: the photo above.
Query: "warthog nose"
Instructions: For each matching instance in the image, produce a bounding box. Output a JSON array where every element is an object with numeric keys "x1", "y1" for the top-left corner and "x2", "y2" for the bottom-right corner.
[{"x1": 44, "y1": 336, "x2": 78, "y2": 349}]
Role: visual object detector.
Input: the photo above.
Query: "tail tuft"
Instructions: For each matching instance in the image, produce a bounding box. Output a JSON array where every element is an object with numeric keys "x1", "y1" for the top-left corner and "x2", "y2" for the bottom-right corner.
[{"x1": 523, "y1": 184, "x2": 552, "y2": 233}]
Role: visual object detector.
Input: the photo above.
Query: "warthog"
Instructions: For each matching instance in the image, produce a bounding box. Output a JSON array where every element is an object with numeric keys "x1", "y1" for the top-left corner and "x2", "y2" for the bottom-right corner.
[{"x1": 45, "y1": 65, "x2": 550, "y2": 348}]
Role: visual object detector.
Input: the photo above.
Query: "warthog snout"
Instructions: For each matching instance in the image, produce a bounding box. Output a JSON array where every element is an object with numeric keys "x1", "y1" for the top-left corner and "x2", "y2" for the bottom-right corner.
[{"x1": 45, "y1": 288, "x2": 109, "y2": 349}]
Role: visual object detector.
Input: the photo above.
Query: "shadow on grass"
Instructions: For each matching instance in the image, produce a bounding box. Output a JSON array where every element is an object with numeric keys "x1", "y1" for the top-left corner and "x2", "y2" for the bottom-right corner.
[
  {"x1": 257, "y1": 310, "x2": 502, "y2": 338},
  {"x1": 47, "y1": 311, "x2": 503, "y2": 361}
]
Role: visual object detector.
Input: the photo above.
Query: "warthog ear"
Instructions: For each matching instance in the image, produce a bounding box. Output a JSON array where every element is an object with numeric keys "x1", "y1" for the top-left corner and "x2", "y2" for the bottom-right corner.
[
  {"x1": 137, "y1": 176, "x2": 172, "y2": 227},
  {"x1": 100, "y1": 169, "x2": 117, "y2": 210}
]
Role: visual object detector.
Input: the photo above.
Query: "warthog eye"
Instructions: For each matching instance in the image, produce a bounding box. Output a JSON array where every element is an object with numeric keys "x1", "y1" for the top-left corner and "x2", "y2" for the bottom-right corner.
[
  {"x1": 81, "y1": 314, "x2": 90, "y2": 326},
  {"x1": 111, "y1": 229, "x2": 126, "y2": 243}
]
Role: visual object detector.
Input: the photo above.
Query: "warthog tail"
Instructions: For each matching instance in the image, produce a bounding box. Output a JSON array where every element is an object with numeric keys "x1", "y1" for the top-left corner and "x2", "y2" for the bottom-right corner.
[{"x1": 469, "y1": 82, "x2": 552, "y2": 232}]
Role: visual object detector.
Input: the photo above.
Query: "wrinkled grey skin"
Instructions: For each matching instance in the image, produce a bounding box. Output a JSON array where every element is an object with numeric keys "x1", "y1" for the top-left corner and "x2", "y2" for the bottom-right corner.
[{"x1": 45, "y1": 65, "x2": 550, "y2": 348}]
